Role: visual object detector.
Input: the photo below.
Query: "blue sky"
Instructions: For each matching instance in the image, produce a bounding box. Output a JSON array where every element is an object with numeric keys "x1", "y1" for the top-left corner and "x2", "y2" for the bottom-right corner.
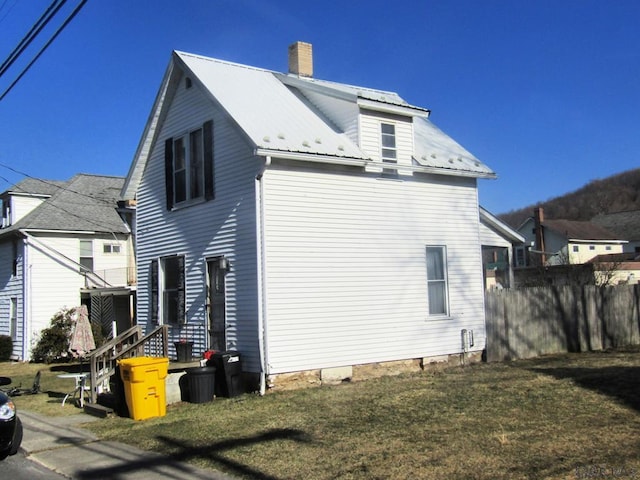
[{"x1": 0, "y1": 0, "x2": 638, "y2": 215}]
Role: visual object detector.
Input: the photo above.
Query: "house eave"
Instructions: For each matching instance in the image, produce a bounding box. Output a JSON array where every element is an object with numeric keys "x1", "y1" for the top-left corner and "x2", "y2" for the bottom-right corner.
[
  {"x1": 480, "y1": 207, "x2": 525, "y2": 244},
  {"x1": 20, "y1": 228, "x2": 97, "y2": 235},
  {"x1": 255, "y1": 148, "x2": 498, "y2": 179},
  {"x1": 357, "y1": 97, "x2": 430, "y2": 118},
  {"x1": 568, "y1": 239, "x2": 628, "y2": 245}
]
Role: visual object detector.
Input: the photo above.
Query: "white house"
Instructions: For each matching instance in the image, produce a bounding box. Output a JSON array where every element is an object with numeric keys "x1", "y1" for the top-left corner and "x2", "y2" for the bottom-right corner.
[
  {"x1": 121, "y1": 42, "x2": 498, "y2": 391},
  {"x1": 516, "y1": 207, "x2": 627, "y2": 267},
  {"x1": 0, "y1": 174, "x2": 134, "y2": 360},
  {"x1": 479, "y1": 207, "x2": 524, "y2": 289}
]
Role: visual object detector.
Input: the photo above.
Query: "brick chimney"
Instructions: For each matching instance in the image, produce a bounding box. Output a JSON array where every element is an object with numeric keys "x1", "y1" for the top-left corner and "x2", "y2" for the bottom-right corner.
[
  {"x1": 288, "y1": 41, "x2": 313, "y2": 77},
  {"x1": 534, "y1": 207, "x2": 546, "y2": 264}
]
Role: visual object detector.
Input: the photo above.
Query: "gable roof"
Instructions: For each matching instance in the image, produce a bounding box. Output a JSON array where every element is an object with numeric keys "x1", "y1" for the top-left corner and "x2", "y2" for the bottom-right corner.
[
  {"x1": 2, "y1": 177, "x2": 66, "y2": 197},
  {"x1": 542, "y1": 219, "x2": 624, "y2": 242},
  {"x1": 122, "y1": 50, "x2": 496, "y2": 200},
  {"x1": 0, "y1": 174, "x2": 129, "y2": 237},
  {"x1": 591, "y1": 209, "x2": 640, "y2": 241},
  {"x1": 480, "y1": 206, "x2": 525, "y2": 244}
]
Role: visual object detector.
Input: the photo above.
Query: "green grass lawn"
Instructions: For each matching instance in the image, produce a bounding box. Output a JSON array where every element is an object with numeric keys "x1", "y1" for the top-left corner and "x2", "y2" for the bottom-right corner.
[{"x1": 3, "y1": 349, "x2": 640, "y2": 479}]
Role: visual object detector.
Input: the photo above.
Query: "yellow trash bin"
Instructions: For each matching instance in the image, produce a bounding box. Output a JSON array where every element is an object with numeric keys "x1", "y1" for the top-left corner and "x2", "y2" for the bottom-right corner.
[{"x1": 118, "y1": 357, "x2": 169, "y2": 421}]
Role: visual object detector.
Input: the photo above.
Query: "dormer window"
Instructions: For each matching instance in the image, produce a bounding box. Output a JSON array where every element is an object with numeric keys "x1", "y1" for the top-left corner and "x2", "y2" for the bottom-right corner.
[{"x1": 381, "y1": 123, "x2": 397, "y2": 164}]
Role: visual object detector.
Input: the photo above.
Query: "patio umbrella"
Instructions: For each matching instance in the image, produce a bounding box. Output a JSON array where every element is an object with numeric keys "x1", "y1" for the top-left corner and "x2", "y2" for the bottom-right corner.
[{"x1": 69, "y1": 305, "x2": 96, "y2": 358}]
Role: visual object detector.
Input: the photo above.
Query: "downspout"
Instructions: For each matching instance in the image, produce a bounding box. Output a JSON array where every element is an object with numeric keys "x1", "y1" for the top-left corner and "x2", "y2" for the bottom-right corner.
[
  {"x1": 22, "y1": 235, "x2": 30, "y2": 361},
  {"x1": 255, "y1": 156, "x2": 271, "y2": 395}
]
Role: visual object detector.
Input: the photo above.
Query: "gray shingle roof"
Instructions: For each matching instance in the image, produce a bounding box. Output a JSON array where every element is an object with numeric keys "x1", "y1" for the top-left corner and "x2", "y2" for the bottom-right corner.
[
  {"x1": 1, "y1": 174, "x2": 128, "y2": 236},
  {"x1": 543, "y1": 219, "x2": 622, "y2": 241},
  {"x1": 2, "y1": 178, "x2": 67, "y2": 197}
]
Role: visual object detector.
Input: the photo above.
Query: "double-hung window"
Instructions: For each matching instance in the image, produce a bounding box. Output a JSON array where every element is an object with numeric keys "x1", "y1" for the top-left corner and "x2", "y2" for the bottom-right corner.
[
  {"x1": 79, "y1": 240, "x2": 94, "y2": 272},
  {"x1": 151, "y1": 256, "x2": 186, "y2": 325},
  {"x1": 426, "y1": 246, "x2": 449, "y2": 316},
  {"x1": 165, "y1": 120, "x2": 214, "y2": 209},
  {"x1": 381, "y1": 123, "x2": 397, "y2": 164}
]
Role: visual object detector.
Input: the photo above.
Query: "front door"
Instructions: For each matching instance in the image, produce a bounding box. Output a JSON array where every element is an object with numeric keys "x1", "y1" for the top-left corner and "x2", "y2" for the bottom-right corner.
[{"x1": 207, "y1": 258, "x2": 226, "y2": 351}]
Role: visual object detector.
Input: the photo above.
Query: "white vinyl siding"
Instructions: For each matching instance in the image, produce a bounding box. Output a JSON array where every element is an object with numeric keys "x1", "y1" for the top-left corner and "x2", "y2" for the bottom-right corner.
[
  {"x1": 0, "y1": 240, "x2": 23, "y2": 356},
  {"x1": 262, "y1": 165, "x2": 485, "y2": 374},
  {"x1": 479, "y1": 222, "x2": 513, "y2": 249},
  {"x1": 136, "y1": 74, "x2": 262, "y2": 369},
  {"x1": 8, "y1": 195, "x2": 48, "y2": 225},
  {"x1": 360, "y1": 111, "x2": 414, "y2": 175},
  {"x1": 426, "y1": 246, "x2": 448, "y2": 316}
]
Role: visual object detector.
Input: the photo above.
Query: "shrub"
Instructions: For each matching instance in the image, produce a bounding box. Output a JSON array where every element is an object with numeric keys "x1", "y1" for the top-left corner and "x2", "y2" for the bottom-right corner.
[
  {"x1": 31, "y1": 307, "x2": 75, "y2": 363},
  {"x1": 0, "y1": 335, "x2": 12, "y2": 361}
]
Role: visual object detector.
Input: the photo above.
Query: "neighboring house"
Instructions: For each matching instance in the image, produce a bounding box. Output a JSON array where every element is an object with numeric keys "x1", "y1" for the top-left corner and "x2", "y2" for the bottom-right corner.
[
  {"x1": 516, "y1": 208, "x2": 627, "y2": 267},
  {"x1": 592, "y1": 209, "x2": 640, "y2": 254},
  {"x1": 479, "y1": 207, "x2": 524, "y2": 289},
  {"x1": 0, "y1": 174, "x2": 135, "y2": 360},
  {"x1": 121, "y1": 42, "x2": 497, "y2": 391}
]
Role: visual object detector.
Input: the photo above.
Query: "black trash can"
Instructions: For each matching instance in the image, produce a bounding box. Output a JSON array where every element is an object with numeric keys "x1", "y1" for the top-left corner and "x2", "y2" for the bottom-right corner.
[
  {"x1": 184, "y1": 366, "x2": 216, "y2": 403},
  {"x1": 206, "y1": 351, "x2": 244, "y2": 398}
]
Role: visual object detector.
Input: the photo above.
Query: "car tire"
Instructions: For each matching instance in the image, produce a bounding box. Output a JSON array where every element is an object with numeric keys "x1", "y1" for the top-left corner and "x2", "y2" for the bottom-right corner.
[{"x1": 9, "y1": 417, "x2": 22, "y2": 456}]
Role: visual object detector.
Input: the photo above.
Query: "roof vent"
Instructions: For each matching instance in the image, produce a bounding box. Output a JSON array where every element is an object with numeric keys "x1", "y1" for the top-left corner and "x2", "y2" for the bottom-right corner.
[{"x1": 288, "y1": 41, "x2": 313, "y2": 78}]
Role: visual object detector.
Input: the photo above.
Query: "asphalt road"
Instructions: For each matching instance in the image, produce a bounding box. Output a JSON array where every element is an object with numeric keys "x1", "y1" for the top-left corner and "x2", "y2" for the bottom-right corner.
[{"x1": 3, "y1": 450, "x2": 67, "y2": 479}]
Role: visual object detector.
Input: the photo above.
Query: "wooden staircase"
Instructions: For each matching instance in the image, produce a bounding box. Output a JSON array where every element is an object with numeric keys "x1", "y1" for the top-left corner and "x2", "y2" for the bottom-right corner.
[{"x1": 84, "y1": 325, "x2": 169, "y2": 414}]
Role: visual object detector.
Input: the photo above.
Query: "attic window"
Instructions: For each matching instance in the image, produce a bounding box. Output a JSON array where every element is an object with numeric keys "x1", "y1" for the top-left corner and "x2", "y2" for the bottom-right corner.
[
  {"x1": 381, "y1": 123, "x2": 397, "y2": 163},
  {"x1": 164, "y1": 120, "x2": 214, "y2": 210},
  {"x1": 185, "y1": 77, "x2": 192, "y2": 89}
]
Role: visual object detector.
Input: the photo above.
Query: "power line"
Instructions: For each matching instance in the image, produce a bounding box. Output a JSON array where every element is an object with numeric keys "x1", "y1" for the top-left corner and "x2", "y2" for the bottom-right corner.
[
  {"x1": 0, "y1": 162, "x2": 121, "y2": 206},
  {"x1": 0, "y1": 0, "x2": 18, "y2": 25},
  {"x1": 0, "y1": 0, "x2": 88, "y2": 102},
  {"x1": 0, "y1": 0, "x2": 67, "y2": 79}
]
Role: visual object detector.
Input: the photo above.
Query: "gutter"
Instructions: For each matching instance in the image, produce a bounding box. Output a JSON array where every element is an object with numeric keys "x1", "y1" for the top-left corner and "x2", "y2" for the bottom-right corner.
[
  {"x1": 22, "y1": 235, "x2": 30, "y2": 361},
  {"x1": 254, "y1": 148, "x2": 497, "y2": 179}
]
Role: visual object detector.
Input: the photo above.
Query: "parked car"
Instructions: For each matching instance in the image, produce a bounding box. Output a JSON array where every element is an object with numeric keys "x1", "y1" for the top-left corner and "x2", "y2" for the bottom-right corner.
[{"x1": 0, "y1": 377, "x2": 23, "y2": 460}]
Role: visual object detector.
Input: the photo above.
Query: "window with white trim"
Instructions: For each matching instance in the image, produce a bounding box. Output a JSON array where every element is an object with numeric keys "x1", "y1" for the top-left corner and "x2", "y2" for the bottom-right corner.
[
  {"x1": 165, "y1": 120, "x2": 214, "y2": 209},
  {"x1": 380, "y1": 123, "x2": 397, "y2": 164},
  {"x1": 10, "y1": 297, "x2": 17, "y2": 341},
  {"x1": 426, "y1": 246, "x2": 449, "y2": 316},
  {"x1": 79, "y1": 240, "x2": 93, "y2": 272},
  {"x1": 103, "y1": 243, "x2": 121, "y2": 254},
  {"x1": 151, "y1": 256, "x2": 186, "y2": 325}
]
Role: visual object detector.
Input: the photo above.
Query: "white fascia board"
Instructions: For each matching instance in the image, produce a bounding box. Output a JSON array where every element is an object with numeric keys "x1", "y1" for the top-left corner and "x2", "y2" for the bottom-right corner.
[
  {"x1": 569, "y1": 239, "x2": 629, "y2": 244},
  {"x1": 255, "y1": 148, "x2": 368, "y2": 167},
  {"x1": 357, "y1": 98, "x2": 430, "y2": 118},
  {"x1": 256, "y1": 149, "x2": 498, "y2": 179},
  {"x1": 480, "y1": 207, "x2": 525, "y2": 243},
  {"x1": 20, "y1": 228, "x2": 96, "y2": 235}
]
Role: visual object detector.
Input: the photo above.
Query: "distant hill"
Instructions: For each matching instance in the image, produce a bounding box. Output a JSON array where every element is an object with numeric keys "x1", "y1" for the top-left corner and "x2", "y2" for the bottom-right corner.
[{"x1": 498, "y1": 167, "x2": 640, "y2": 228}]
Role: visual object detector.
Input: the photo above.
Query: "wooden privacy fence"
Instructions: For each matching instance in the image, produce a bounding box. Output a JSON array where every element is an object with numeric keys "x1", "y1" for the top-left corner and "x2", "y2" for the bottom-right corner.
[{"x1": 485, "y1": 284, "x2": 640, "y2": 362}]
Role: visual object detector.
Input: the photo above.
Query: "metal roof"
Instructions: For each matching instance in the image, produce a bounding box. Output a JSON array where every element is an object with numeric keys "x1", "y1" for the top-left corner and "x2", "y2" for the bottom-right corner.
[
  {"x1": 1, "y1": 174, "x2": 128, "y2": 236},
  {"x1": 177, "y1": 52, "x2": 366, "y2": 160},
  {"x1": 122, "y1": 50, "x2": 496, "y2": 199}
]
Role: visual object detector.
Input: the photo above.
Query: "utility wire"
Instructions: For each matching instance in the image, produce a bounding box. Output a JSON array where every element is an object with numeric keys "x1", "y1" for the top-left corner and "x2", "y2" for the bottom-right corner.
[
  {"x1": 0, "y1": 0, "x2": 88, "y2": 102},
  {"x1": 0, "y1": 161, "x2": 120, "y2": 205},
  {"x1": 0, "y1": 0, "x2": 18, "y2": 25},
  {"x1": 0, "y1": 0, "x2": 67, "y2": 79}
]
